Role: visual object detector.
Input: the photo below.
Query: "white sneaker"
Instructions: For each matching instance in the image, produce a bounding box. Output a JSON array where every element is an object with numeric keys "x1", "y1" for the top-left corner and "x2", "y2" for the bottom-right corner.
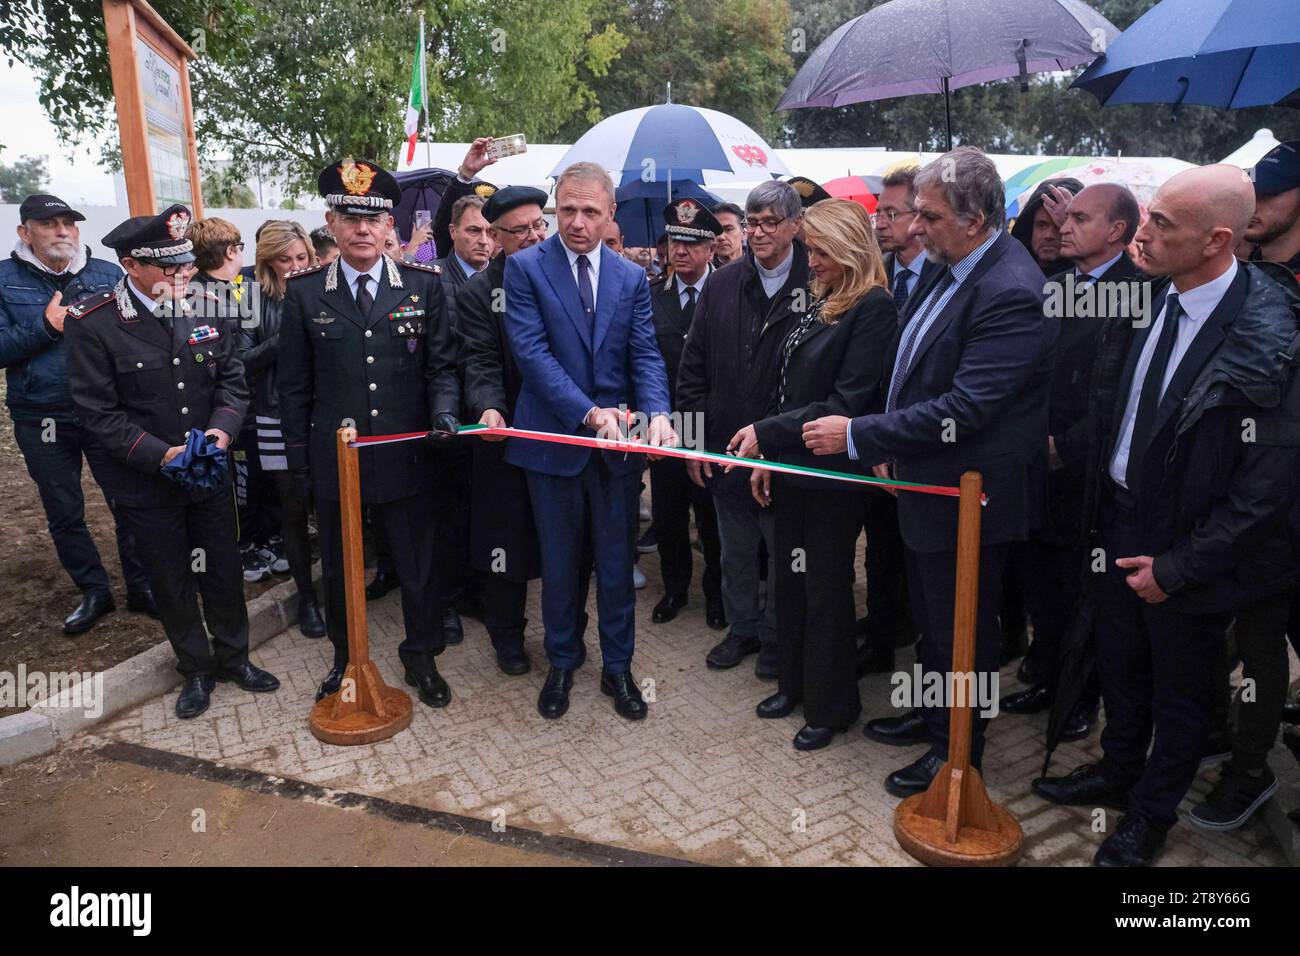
[{"x1": 632, "y1": 565, "x2": 647, "y2": 590}]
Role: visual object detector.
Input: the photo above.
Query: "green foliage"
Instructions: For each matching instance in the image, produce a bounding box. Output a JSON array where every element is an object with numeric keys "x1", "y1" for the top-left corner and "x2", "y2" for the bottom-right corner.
[
  {"x1": 201, "y1": 166, "x2": 256, "y2": 207},
  {"x1": 0, "y1": 153, "x2": 49, "y2": 202}
]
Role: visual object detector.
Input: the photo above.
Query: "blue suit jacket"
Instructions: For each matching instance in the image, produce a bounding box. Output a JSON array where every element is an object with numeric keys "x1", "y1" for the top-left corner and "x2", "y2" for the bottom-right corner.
[
  {"x1": 850, "y1": 231, "x2": 1055, "y2": 552},
  {"x1": 502, "y1": 233, "x2": 670, "y2": 477}
]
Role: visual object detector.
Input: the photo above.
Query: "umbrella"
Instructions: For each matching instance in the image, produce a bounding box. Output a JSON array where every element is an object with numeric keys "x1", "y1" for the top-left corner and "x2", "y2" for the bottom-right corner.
[
  {"x1": 822, "y1": 175, "x2": 881, "y2": 211},
  {"x1": 1073, "y1": 0, "x2": 1300, "y2": 110},
  {"x1": 551, "y1": 100, "x2": 789, "y2": 188},
  {"x1": 393, "y1": 167, "x2": 459, "y2": 253},
  {"x1": 615, "y1": 179, "x2": 722, "y2": 248},
  {"x1": 1004, "y1": 155, "x2": 1194, "y2": 216},
  {"x1": 778, "y1": 0, "x2": 1119, "y2": 150}
]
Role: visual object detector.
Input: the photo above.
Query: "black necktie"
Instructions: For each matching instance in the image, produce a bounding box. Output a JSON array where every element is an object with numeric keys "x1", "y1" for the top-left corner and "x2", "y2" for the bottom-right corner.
[
  {"x1": 683, "y1": 284, "x2": 697, "y2": 325},
  {"x1": 892, "y1": 268, "x2": 911, "y2": 312},
  {"x1": 576, "y1": 254, "x2": 595, "y2": 335},
  {"x1": 1125, "y1": 293, "x2": 1182, "y2": 490},
  {"x1": 355, "y1": 273, "x2": 373, "y2": 319}
]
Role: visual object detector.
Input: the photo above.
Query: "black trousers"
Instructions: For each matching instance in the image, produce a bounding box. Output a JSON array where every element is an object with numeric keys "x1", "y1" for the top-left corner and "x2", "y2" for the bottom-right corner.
[
  {"x1": 436, "y1": 447, "x2": 474, "y2": 603},
  {"x1": 480, "y1": 545, "x2": 595, "y2": 652},
  {"x1": 860, "y1": 489, "x2": 909, "y2": 650},
  {"x1": 1094, "y1": 492, "x2": 1228, "y2": 830},
  {"x1": 318, "y1": 493, "x2": 443, "y2": 673},
  {"x1": 115, "y1": 489, "x2": 249, "y2": 677},
  {"x1": 773, "y1": 480, "x2": 863, "y2": 728},
  {"x1": 906, "y1": 541, "x2": 1009, "y2": 763},
  {"x1": 232, "y1": 428, "x2": 278, "y2": 547},
  {"x1": 13, "y1": 417, "x2": 149, "y2": 596},
  {"x1": 267, "y1": 470, "x2": 313, "y2": 596},
  {"x1": 1007, "y1": 537, "x2": 1100, "y2": 701},
  {"x1": 1219, "y1": 588, "x2": 1294, "y2": 772},
  {"x1": 649, "y1": 457, "x2": 721, "y2": 601}
]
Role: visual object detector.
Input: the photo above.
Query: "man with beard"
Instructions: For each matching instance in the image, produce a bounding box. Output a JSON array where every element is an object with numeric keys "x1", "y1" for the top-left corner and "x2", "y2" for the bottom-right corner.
[{"x1": 1, "y1": 194, "x2": 155, "y2": 634}]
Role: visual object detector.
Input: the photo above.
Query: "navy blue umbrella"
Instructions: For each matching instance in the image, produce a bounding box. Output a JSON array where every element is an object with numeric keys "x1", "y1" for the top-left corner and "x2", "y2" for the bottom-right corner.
[
  {"x1": 615, "y1": 179, "x2": 722, "y2": 249},
  {"x1": 1073, "y1": 0, "x2": 1300, "y2": 110}
]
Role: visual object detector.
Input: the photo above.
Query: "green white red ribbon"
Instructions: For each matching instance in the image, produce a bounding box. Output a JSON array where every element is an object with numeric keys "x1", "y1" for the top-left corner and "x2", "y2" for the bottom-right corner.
[{"x1": 349, "y1": 424, "x2": 985, "y2": 502}]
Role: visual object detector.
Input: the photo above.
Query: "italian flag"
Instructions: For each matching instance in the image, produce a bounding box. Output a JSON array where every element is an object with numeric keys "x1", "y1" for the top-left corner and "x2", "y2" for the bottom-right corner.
[{"x1": 404, "y1": 19, "x2": 425, "y2": 164}]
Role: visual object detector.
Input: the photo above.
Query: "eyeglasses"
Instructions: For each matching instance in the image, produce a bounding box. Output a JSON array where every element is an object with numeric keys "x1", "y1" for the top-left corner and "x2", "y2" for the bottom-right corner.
[
  {"x1": 143, "y1": 261, "x2": 197, "y2": 277},
  {"x1": 497, "y1": 218, "x2": 548, "y2": 238},
  {"x1": 872, "y1": 208, "x2": 916, "y2": 225},
  {"x1": 747, "y1": 216, "x2": 787, "y2": 234}
]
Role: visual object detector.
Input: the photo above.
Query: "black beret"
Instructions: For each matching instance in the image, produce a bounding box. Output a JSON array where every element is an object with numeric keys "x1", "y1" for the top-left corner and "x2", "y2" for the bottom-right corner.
[
  {"x1": 482, "y1": 185, "x2": 547, "y2": 223},
  {"x1": 784, "y1": 175, "x2": 831, "y2": 208}
]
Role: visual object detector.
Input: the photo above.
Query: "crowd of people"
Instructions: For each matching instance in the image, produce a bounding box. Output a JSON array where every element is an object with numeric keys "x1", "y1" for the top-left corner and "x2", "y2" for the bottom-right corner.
[{"x1": 4, "y1": 135, "x2": 1300, "y2": 867}]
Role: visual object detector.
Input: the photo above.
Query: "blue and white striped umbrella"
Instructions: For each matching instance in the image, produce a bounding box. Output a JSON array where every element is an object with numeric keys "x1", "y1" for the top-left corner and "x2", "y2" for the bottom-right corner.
[{"x1": 550, "y1": 103, "x2": 790, "y2": 188}]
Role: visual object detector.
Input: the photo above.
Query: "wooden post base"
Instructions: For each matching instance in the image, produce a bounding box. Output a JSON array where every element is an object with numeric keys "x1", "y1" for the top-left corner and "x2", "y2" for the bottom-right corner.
[
  {"x1": 893, "y1": 762, "x2": 1022, "y2": 866},
  {"x1": 309, "y1": 660, "x2": 412, "y2": 746}
]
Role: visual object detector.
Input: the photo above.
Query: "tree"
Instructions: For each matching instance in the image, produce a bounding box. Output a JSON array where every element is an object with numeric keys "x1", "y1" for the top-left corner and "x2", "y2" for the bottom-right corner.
[
  {"x1": 561, "y1": 0, "x2": 793, "y2": 143},
  {"x1": 201, "y1": 166, "x2": 256, "y2": 207},
  {"x1": 0, "y1": 153, "x2": 49, "y2": 202}
]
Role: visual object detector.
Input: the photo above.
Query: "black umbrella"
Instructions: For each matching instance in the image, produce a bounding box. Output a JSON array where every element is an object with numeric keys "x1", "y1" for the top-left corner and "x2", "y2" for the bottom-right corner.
[{"x1": 777, "y1": 0, "x2": 1119, "y2": 150}]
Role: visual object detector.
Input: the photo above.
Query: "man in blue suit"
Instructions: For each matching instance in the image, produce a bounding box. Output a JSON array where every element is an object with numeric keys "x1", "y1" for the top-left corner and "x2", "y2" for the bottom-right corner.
[
  {"x1": 804, "y1": 147, "x2": 1056, "y2": 796},
  {"x1": 503, "y1": 161, "x2": 677, "y2": 721}
]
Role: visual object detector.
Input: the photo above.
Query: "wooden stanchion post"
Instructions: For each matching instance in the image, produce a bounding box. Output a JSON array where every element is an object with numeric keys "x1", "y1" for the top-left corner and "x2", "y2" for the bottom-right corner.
[
  {"x1": 894, "y1": 471, "x2": 1022, "y2": 865},
  {"x1": 309, "y1": 428, "x2": 413, "y2": 745}
]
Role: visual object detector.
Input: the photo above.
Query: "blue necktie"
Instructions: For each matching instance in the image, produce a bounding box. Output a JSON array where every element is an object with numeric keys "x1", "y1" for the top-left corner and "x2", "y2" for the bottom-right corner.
[
  {"x1": 576, "y1": 254, "x2": 595, "y2": 336},
  {"x1": 886, "y1": 269, "x2": 954, "y2": 412},
  {"x1": 1125, "y1": 293, "x2": 1182, "y2": 491},
  {"x1": 892, "y1": 268, "x2": 911, "y2": 313}
]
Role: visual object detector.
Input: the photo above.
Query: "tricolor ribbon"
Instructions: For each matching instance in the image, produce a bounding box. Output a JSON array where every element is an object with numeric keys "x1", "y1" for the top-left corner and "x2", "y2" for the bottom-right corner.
[{"x1": 349, "y1": 424, "x2": 986, "y2": 503}]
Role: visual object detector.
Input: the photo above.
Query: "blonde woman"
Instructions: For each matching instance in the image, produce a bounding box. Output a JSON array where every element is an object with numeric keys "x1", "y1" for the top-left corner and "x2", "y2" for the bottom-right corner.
[
  {"x1": 727, "y1": 199, "x2": 897, "y2": 751},
  {"x1": 243, "y1": 220, "x2": 324, "y2": 637}
]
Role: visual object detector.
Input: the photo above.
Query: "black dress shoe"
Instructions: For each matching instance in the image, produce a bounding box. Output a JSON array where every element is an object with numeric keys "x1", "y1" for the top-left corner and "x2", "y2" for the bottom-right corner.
[
  {"x1": 754, "y1": 645, "x2": 781, "y2": 680},
  {"x1": 794, "y1": 724, "x2": 846, "y2": 751},
  {"x1": 1000, "y1": 683, "x2": 1052, "y2": 715},
  {"x1": 125, "y1": 589, "x2": 160, "y2": 619},
  {"x1": 365, "y1": 570, "x2": 400, "y2": 600},
  {"x1": 495, "y1": 644, "x2": 532, "y2": 676},
  {"x1": 297, "y1": 593, "x2": 326, "y2": 639},
  {"x1": 600, "y1": 670, "x2": 647, "y2": 720},
  {"x1": 1282, "y1": 701, "x2": 1300, "y2": 725},
  {"x1": 705, "y1": 597, "x2": 727, "y2": 631},
  {"x1": 316, "y1": 665, "x2": 345, "y2": 702},
  {"x1": 1032, "y1": 762, "x2": 1129, "y2": 810},
  {"x1": 1094, "y1": 814, "x2": 1166, "y2": 867},
  {"x1": 538, "y1": 666, "x2": 574, "y2": 719},
  {"x1": 863, "y1": 708, "x2": 929, "y2": 746},
  {"x1": 652, "y1": 593, "x2": 687, "y2": 623},
  {"x1": 706, "y1": 631, "x2": 761, "y2": 669},
  {"x1": 885, "y1": 750, "x2": 947, "y2": 797},
  {"x1": 404, "y1": 667, "x2": 451, "y2": 708},
  {"x1": 442, "y1": 607, "x2": 464, "y2": 645},
  {"x1": 176, "y1": 675, "x2": 215, "y2": 719},
  {"x1": 1060, "y1": 699, "x2": 1099, "y2": 742},
  {"x1": 756, "y1": 692, "x2": 800, "y2": 719},
  {"x1": 855, "y1": 643, "x2": 895, "y2": 677},
  {"x1": 215, "y1": 661, "x2": 280, "y2": 693},
  {"x1": 64, "y1": 592, "x2": 115, "y2": 635}
]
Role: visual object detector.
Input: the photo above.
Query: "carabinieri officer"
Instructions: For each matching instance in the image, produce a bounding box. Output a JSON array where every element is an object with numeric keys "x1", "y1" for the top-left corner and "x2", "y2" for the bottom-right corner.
[
  {"x1": 278, "y1": 159, "x2": 461, "y2": 708},
  {"x1": 64, "y1": 204, "x2": 280, "y2": 719}
]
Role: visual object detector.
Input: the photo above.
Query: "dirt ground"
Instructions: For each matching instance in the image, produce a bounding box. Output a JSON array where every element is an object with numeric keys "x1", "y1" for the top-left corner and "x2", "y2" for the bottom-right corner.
[
  {"x1": 0, "y1": 741, "x2": 572, "y2": 867},
  {"x1": 0, "y1": 387, "x2": 286, "y2": 718}
]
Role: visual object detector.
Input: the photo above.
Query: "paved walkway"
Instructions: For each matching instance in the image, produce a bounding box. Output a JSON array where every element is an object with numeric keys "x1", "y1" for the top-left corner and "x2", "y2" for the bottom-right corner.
[{"x1": 95, "y1": 549, "x2": 1295, "y2": 866}]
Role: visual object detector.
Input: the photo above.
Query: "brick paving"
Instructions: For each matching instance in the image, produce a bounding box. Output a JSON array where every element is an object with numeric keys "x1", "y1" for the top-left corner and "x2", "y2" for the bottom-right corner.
[{"x1": 94, "y1": 542, "x2": 1296, "y2": 866}]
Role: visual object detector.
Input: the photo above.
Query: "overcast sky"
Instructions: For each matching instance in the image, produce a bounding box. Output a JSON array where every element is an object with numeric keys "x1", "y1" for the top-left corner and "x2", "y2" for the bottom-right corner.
[{"x1": 0, "y1": 60, "x2": 118, "y2": 206}]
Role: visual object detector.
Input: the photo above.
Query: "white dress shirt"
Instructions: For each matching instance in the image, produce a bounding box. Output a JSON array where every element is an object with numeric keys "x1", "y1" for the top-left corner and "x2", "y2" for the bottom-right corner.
[
  {"x1": 561, "y1": 239, "x2": 601, "y2": 309},
  {"x1": 338, "y1": 256, "x2": 384, "y2": 300},
  {"x1": 1108, "y1": 258, "x2": 1239, "y2": 488},
  {"x1": 1075, "y1": 249, "x2": 1124, "y2": 283},
  {"x1": 676, "y1": 264, "x2": 711, "y2": 310}
]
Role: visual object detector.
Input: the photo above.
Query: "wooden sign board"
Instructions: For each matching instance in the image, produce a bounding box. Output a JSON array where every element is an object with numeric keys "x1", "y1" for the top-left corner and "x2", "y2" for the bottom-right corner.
[{"x1": 102, "y1": 0, "x2": 204, "y2": 216}]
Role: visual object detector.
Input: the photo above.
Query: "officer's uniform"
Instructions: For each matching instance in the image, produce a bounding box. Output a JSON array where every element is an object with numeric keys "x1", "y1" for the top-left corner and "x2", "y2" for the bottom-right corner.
[
  {"x1": 63, "y1": 206, "x2": 255, "y2": 685},
  {"x1": 649, "y1": 199, "x2": 723, "y2": 621},
  {"x1": 277, "y1": 160, "x2": 461, "y2": 699}
]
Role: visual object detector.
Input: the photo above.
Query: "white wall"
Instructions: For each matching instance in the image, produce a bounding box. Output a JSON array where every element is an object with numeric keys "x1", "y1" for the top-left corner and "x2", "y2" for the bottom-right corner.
[{"x1": 0, "y1": 205, "x2": 331, "y2": 269}]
